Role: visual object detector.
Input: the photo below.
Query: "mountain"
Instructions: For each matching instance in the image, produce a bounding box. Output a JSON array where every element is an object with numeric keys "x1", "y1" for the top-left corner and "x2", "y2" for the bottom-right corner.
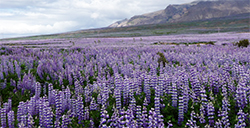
[{"x1": 109, "y1": 0, "x2": 250, "y2": 27}]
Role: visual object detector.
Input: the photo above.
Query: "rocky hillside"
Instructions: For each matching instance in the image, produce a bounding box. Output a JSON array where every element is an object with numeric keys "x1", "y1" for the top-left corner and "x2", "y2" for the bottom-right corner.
[{"x1": 109, "y1": 0, "x2": 250, "y2": 27}]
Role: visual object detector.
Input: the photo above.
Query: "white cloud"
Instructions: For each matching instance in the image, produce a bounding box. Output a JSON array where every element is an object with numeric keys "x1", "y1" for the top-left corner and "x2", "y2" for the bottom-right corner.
[
  {"x1": 0, "y1": 12, "x2": 14, "y2": 16},
  {"x1": 91, "y1": 13, "x2": 100, "y2": 19},
  {"x1": 0, "y1": 0, "x2": 195, "y2": 39},
  {"x1": 0, "y1": 20, "x2": 77, "y2": 34}
]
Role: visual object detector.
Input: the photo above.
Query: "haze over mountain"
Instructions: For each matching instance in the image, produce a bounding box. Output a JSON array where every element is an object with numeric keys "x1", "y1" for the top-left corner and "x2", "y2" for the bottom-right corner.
[{"x1": 109, "y1": 0, "x2": 250, "y2": 27}]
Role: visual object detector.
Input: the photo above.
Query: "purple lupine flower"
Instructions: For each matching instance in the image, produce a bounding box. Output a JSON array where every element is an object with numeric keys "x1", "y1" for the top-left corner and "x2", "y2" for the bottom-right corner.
[
  {"x1": 185, "y1": 111, "x2": 198, "y2": 128},
  {"x1": 39, "y1": 98, "x2": 45, "y2": 127},
  {"x1": 235, "y1": 77, "x2": 248, "y2": 109},
  {"x1": 19, "y1": 114, "x2": 27, "y2": 127},
  {"x1": 118, "y1": 108, "x2": 126, "y2": 127},
  {"x1": 77, "y1": 95, "x2": 84, "y2": 123},
  {"x1": 10, "y1": 79, "x2": 16, "y2": 87},
  {"x1": 235, "y1": 109, "x2": 247, "y2": 128},
  {"x1": 221, "y1": 110, "x2": 230, "y2": 127},
  {"x1": 60, "y1": 91, "x2": 67, "y2": 113},
  {"x1": 144, "y1": 75, "x2": 151, "y2": 104},
  {"x1": 143, "y1": 97, "x2": 148, "y2": 107},
  {"x1": 44, "y1": 101, "x2": 53, "y2": 128},
  {"x1": 149, "y1": 64, "x2": 157, "y2": 76},
  {"x1": 221, "y1": 97, "x2": 230, "y2": 127},
  {"x1": 18, "y1": 122, "x2": 25, "y2": 128},
  {"x1": 221, "y1": 84, "x2": 228, "y2": 97},
  {"x1": 59, "y1": 75, "x2": 63, "y2": 86},
  {"x1": 171, "y1": 78, "x2": 177, "y2": 108},
  {"x1": 97, "y1": 93, "x2": 102, "y2": 105},
  {"x1": 123, "y1": 76, "x2": 130, "y2": 106},
  {"x1": 178, "y1": 96, "x2": 184, "y2": 126},
  {"x1": 190, "y1": 70, "x2": 200, "y2": 102},
  {"x1": 148, "y1": 108, "x2": 157, "y2": 127},
  {"x1": 8, "y1": 60, "x2": 14, "y2": 74},
  {"x1": 141, "y1": 106, "x2": 148, "y2": 127},
  {"x1": 247, "y1": 85, "x2": 250, "y2": 104},
  {"x1": 62, "y1": 114, "x2": 69, "y2": 128},
  {"x1": 158, "y1": 74, "x2": 165, "y2": 96},
  {"x1": 99, "y1": 108, "x2": 109, "y2": 128},
  {"x1": 35, "y1": 82, "x2": 41, "y2": 99},
  {"x1": 55, "y1": 91, "x2": 62, "y2": 120},
  {"x1": 27, "y1": 96, "x2": 36, "y2": 116},
  {"x1": 64, "y1": 86, "x2": 71, "y2": 110},
  {"x1": 129, "y1": 96, "x2": 136, "y2": 114},
  {"x1": 126, "y1": 108, "x2": 136, "y2": 127},
  {"x1": 7, "y1": 110, "x2": 14, "y2": 128},
  {"x1": 79, "y1": 73, "x2": 85, "y2": 86},
  {"x1": 211, "y1": 74, "x2": 220, "y2": 95},
  {"x1": 150, "y1": 74, "x2": 157, "y2": 89},
  {"x1": 54, "y1": 119, "x2": 61, "y2": 128},
  {"x1": 109, "y1": 108, "x2": 119, "y2": 127},
  {"x1": 209, "y1": 91, "x2": 214, "y2": 102},
  {"x1": 115, "y1": 73, "x2": 121, "y2": 90},
  {"x1": 48, "y1": 83, "x2": 54, "y2": 106},
  {"x1": 68, "y1": 73, "x2": 73, "y2": 85},
  {"x1": 37, "y1": 63, "x2": 43, "y2": 79},
  {"x1": 183, "y1": 79, "x2": 189, "y2": 113},
  {"x1": 0, "y1": 70, "x2": 4, "y2": 80},
  {"x1": 7, "y1": 99, "x2": 12, "y2": 113},
  {"x1": 133, "y1": 77, "x2": 141, "y2": 95},
  {"x1": 207, "y1": 101, "x2": 215, "y2": 127},
  {"x1": 1, "y1": 107, "x2": 7, "y2": 128},
  {"x1": 14, "y1": 60, "x2": 21, "y2": 78},
  {"x1": 27, "y1": 113, "x2": 34, "y2": 128},
  {"x1": 89, "y1": 118, "x2": 95, "y2": 128},
  {"x1": 156, "y1": 114, "x2": 165, "y2": 127},
  {"x1": 215, "y1": 119, "x2": 223, "y2": 128},
  {"x1": 0, "y1": 79, "x2": 7, "y2": 89},
  {"x1": 17, "y1": 101, "x2": 25, "y2": 123},
  {"x1": 74, "y1": 80, "x2": 81, "y2": 97},
  {"x1": 199, "y1": 104, "x2": 206, "y2": 124},
  {"x1": 90, "y1": 97, "x2": 98, "y2": 111},
  {"x1": 159, "y1": 62, "x2": 164, "y2": 75},
  {"x1": 46, "y1": 75, "x2": 50, "y2": 81},
  {"x1": 136, "y1": 105, "x2": 142, "y2": 127},
  {"x1": 2, "y1": 60, "x2": 8, "y2": 76},
  {"x1": 102, "y1": 83, "x2": 109, "y2": 108},
  {"x1": 2, "y1": 103, "x2": 8, "y2": 118},
  {"x1": 84, "y1": 107, "x2": 89, "y2": 120},
  {"x1": 115, "y1": 89, "x2": 121, "y2": 110},
  {"x1": 200, "y1": 86, "x2": 207, "y2": 112},
  {"x1": 70, "y1": 98, "x2": 76, "y2": 118},
  {"x1": 167, "y1": 120, "x2": 173, "y2": 128},
  {"x1": 129, "y1": 80, "x2": 135, "y2": 101},
  {"x1": 154, "y1": 96, "x2": 161, "y2": 116}
]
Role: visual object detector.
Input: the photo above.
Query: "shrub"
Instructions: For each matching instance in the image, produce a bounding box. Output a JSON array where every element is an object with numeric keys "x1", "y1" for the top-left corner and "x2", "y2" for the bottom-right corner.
[
  {"x1": 206, "y1": 41, "x2": 215, "y2": 45},
  {"x1": 237, "y1": 39, "x2": 249, "y2": 47},
  {"x1": 157, "y1": 52, "x2": 168, "y2": 67}
]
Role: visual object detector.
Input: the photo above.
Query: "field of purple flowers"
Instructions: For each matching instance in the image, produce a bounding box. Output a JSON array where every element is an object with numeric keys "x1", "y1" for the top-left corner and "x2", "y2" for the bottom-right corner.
[{"x1": 0, "y1": 33, "x2": 250, "y2": 127}]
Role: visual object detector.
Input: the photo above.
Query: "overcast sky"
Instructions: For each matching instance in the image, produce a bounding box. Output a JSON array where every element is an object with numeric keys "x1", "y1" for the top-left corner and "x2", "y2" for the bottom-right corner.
[{"x1": 0, "y1": 0, "x2": 195, "y2": 39}]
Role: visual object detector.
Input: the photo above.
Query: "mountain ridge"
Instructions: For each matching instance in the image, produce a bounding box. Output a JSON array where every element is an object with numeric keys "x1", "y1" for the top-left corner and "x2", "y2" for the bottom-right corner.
[{"x1": 109, "y1": 0, "x2": 250, "y2": 27}]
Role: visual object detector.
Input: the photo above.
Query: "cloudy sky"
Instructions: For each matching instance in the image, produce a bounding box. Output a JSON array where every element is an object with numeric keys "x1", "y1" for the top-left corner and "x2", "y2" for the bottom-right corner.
[{"x1": 0, "y1": 0, "x2": 194, "y2": 39}]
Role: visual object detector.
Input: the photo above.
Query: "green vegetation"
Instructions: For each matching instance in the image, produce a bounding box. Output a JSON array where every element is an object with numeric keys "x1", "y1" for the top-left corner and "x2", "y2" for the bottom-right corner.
[
  {"x1": 157, "y1": 52, "x2": 168, "y2": 67},
  {"x1": 235, "y1": 39, "x2": 249, "y2": 47}
]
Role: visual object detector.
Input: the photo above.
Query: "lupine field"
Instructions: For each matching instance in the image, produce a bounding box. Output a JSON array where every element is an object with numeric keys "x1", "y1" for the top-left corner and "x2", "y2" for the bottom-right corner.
[{"x1": 0, "y1": 33, "x2": 250, "y2": 127}]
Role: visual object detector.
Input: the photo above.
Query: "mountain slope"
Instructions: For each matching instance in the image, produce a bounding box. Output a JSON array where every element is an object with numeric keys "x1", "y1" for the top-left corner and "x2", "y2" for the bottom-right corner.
[
  {"x1": 109, "y1": 0, "x2": 250, "y2": 27},
  {"x1": 2, "y1": 12, "x2": 248, "y2": 41}
]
